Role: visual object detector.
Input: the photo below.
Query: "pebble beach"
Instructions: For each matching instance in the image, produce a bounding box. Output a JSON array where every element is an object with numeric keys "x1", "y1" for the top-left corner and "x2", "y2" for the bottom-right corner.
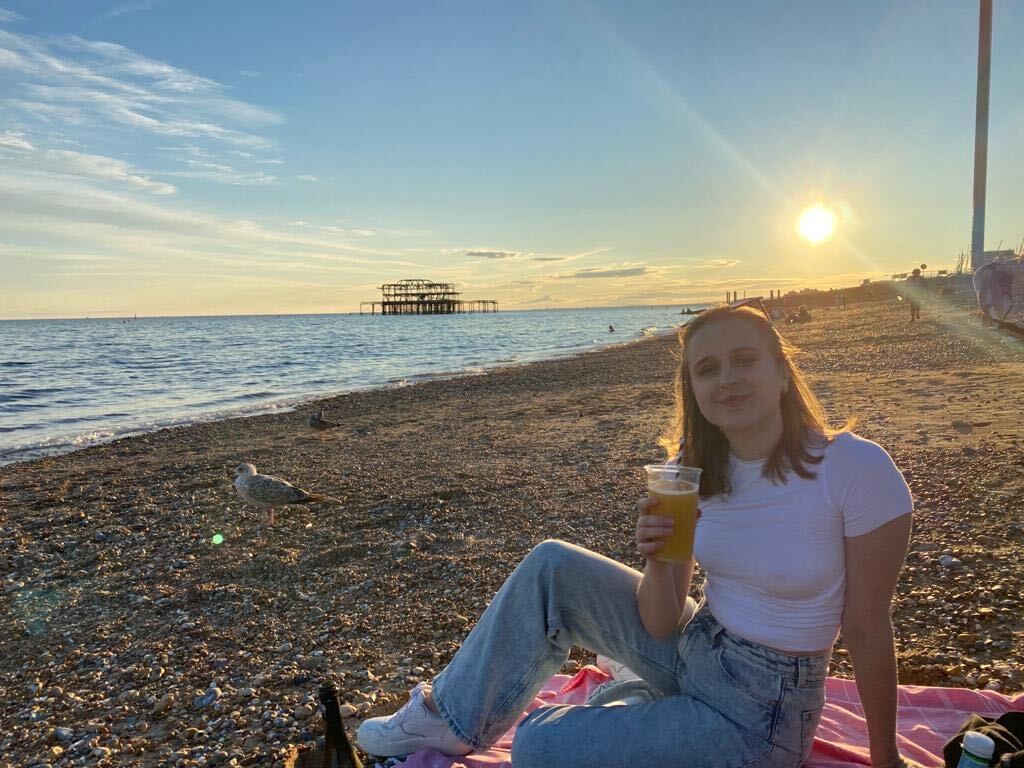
[{"x1": 3, "y1": 290, "x2": 1024, "y2": 768}]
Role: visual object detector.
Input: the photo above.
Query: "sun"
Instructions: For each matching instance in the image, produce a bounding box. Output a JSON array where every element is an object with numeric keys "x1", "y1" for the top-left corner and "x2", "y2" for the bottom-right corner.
[{"x1": 796, "y1": 203, "x2": 837, "y2": 246}]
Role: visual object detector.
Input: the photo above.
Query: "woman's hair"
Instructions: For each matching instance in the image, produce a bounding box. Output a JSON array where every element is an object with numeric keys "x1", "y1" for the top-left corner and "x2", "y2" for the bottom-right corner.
[{"x1": 658, "y1": 304, "x2": 853, "y2": 498}]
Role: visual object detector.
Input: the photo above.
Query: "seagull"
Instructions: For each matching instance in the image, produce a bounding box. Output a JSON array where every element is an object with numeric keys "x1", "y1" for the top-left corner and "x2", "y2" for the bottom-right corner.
[
  {"x1": 229, "y1": 463, "x2": 341, "y2": 526},
  {"x1": 308, "y1": 409, "x2": 341, "y2": 430}
]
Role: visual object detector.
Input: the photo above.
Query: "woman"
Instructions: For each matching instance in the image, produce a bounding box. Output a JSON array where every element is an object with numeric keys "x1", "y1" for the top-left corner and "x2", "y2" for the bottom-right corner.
[{"x1": 356, "y1": 304, "x2": 916, "y2": 768}]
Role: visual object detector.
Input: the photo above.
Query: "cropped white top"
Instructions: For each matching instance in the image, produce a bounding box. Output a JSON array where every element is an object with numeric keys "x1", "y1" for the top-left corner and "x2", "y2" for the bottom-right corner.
[{"x1": 686, "y1": 432, "x2": 913, "y2": 653}]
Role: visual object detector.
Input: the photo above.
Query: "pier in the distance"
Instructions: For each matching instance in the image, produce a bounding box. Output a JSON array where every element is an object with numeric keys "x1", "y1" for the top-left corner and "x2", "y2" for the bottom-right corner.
[{"x1": 360, "y1": 279, "x2": 498, "y2": 315}]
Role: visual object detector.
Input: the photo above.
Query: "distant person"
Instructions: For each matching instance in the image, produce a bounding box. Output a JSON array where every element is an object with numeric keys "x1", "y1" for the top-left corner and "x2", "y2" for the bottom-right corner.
[
  {"x1": 356, "y1": 304, "x2": 918, "y2": 768},
  {"x1": 609, "y1": 325, "x2": 615, "y2": 333},
  {"x1": 904, "y1": 269, "x2": 927, "y2": 322}
]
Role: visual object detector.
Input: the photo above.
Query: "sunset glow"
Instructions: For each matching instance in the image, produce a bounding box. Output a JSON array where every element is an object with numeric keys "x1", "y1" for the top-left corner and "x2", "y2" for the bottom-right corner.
[{"x1": 796, "y1": 204, "x2": 837, "y2": 246}]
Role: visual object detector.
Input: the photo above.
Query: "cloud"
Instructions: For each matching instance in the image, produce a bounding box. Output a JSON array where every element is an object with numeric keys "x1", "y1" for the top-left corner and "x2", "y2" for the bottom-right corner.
[
  {"x1": 238, "y1": 70, "x2": 261, "y2": 78},
  {"x1": 1, "y1": 140, "x2": 176, "y2": 194},
  {"x1": 42, "y1": 149, "x2": 176, "y2": 194},
  {"x1": 0, "y1": 46, "x2": 27, "y2": 69},
  {"x1": 7, "y1": 99, "x2": 86, "y2": 124},
  {"x1": 0, "y1": 171, "x2": 414, "y2": 276},
  {"x1": 287, "y1": 220, "x2": 377, "y2": 238},
  {"x1": 465, "y1": 249, "x2": 520, "y2": 259},
  {"x1": 0, "y1": 26, "x2": 283, "y2": 159},
  {"x1": 520, "y1": 294, "x2": 555, "y2": 304},
  {"x1": 164, "y1": 157, "x2": 276, "y2": 185},
  {"x1": 695, "y1": 259, "x2": 740, "y2": 268},
  {"x1": 101, "y1": 0, "x2": 160, "y2": 21},
  {"x1": 556, "y1": 266, "x2": 649, "y2": 279},
  {"x1": 35, "y1": 252, "x2": 118, "y2": 262},
  {"x1": 0, "y1": 130, "x2": 33, "y2": 151},
  {"x1": 296, "y1": 174, "x2": 319, "y2": 183},
  {"x1": 0, "y1": 7, "x2": 24, "y2": 23},
  {"x1": 442, "y1": 246, "x2": 599, "y2": 264}
]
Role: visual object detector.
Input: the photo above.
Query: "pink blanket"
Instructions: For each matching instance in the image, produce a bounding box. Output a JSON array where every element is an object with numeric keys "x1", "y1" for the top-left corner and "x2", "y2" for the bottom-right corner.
[{"x1": 400, "y1": 667, "x2": 1024, "y2": 768}]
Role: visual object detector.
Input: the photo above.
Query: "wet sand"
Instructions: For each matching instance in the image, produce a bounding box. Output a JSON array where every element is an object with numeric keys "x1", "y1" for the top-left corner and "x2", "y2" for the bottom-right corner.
[{"x1": 2, "y1": 289, "x2": 1024, "y2": 767}]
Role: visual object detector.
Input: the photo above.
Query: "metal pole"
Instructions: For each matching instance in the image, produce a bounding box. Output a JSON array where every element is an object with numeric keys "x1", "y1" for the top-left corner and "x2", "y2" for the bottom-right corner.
[{"x1": 970, "y1": 0, "x2": 993, "y2": 273}]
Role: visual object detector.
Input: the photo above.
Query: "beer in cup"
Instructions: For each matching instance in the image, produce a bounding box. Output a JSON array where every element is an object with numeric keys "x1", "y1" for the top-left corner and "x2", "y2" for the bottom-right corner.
[{"x1": 643, "y1": 464, "x2": 702, "y2": 562}]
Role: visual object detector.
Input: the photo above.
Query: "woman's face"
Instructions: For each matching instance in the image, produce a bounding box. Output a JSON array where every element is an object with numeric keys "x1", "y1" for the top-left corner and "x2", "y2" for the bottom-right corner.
[{"x1": 685, "y1": 316, "x2": 788, "y2": 436}]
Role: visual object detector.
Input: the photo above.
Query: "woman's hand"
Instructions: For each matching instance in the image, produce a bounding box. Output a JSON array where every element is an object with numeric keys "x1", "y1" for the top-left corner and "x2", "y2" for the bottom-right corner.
[{"x1": 635, "y1": 497, "x2": 701, "y2": 559}]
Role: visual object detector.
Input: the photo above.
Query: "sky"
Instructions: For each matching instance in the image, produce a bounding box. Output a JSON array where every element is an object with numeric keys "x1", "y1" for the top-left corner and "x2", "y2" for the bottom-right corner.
[{"x1": 0, "y1": 1, "x2": 1022, "y2": 319}]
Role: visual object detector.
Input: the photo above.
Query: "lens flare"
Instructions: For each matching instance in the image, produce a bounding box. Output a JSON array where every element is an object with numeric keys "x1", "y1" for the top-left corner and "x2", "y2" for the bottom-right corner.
[
  {"x1": 211, "y1": 533, "x2": 225, "y2": 545},
  {"x1": 796, "y1": 204, "x2": 837, "y2": 246}
]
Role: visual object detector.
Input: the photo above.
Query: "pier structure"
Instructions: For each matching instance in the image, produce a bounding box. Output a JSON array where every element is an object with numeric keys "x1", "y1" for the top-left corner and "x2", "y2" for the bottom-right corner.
[{"x1": 360, "y1": 279, "x2": 498, "y2": 315}]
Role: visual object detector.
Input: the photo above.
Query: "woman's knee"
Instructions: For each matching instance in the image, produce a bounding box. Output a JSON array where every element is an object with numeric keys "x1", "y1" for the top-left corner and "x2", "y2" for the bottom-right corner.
[
  {"x1": 524, "y1": 539, "x2": 579, "y2": 574},
  {"x1": 510, "y1": 707, "x2": 560, "y2": 768}
]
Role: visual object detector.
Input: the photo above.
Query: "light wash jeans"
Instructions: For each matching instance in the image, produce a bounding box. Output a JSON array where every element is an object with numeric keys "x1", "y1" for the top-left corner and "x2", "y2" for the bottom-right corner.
[{"x1": 431, "y1": 540, "x2": 830, "y2": 768}]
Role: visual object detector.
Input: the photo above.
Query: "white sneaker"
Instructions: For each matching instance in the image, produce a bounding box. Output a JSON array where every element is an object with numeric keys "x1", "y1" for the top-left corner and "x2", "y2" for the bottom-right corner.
[
  {"x1": 355, "y1": 683, "x2": 474, "y2": 757},
  {"x1": 595, "y1": 654, "x2": 642, "y2": 682}
]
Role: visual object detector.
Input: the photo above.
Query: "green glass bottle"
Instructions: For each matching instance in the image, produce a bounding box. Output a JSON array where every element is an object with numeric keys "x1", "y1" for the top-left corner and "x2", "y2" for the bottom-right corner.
[{"x1": 319, "y1": 680, "x2": 363, "y2": 768}]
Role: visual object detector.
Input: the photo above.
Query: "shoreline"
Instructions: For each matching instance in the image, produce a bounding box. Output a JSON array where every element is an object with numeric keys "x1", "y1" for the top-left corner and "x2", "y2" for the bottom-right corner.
[
  {"x1": 3, "y1": 293, "x2": 1024, "y2": 767},
  {"x1": 0, "y1": 323, "x2": 673, "y2": 469}
]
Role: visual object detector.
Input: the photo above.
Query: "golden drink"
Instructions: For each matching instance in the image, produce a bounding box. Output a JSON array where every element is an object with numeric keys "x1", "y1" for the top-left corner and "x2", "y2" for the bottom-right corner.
[{"x1": 648, "y1": 480, "x2": 699, "y2": 562}]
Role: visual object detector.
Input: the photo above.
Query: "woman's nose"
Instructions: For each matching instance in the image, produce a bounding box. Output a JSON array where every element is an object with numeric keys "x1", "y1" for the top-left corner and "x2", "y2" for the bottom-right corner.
[{"x1": 719, "y1": 363, "x2": 739, "y2": 385}]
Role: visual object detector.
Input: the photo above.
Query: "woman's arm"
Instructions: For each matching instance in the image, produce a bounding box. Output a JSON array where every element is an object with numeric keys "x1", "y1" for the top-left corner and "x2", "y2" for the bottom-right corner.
[
  {"x1": 637, "y1": 558, "x2": 695, "y2": 640},
  {"x1": 841, "y1": 513, "x2": 912, "y2": 767}
]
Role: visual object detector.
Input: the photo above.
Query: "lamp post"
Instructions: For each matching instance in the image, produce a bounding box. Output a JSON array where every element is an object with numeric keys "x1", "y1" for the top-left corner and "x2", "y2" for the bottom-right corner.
[{"x1": 970, "y1": 0, "x2": 993, "y2": 273}]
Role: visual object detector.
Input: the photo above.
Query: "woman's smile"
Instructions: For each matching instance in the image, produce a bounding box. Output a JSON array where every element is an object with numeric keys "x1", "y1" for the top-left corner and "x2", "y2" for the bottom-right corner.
[{"x1": 718, "y1": 393, "x2": 751, "y2": 408}]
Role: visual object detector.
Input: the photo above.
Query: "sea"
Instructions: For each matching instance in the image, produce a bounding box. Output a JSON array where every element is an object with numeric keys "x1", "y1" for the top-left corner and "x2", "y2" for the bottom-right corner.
[{"x1": 0, "y1": 305, "x2": 705, "y2": 467}]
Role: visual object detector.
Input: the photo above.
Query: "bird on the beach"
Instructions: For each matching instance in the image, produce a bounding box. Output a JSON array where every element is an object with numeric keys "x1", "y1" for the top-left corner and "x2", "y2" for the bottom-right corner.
[
  {"x1": 229, "y1": 463, "x2": 341, "y2": 527},
  {"x1": 307, "y1": 409, "x2": 341, "y2": 430}
]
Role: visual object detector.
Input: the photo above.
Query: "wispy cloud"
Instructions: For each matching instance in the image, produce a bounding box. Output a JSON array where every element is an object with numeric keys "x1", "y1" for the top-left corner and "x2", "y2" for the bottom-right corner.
[
  {"x1": 0, "y1": 7, "x2": 23, "y2": 23},
  {"x1": 0, "y1": 171, "x2": 412, "y2": 280},
  {"x1": 0, "y1": 26, "x2": 283, "y2": 162},
  {"x1": 554, "y1": 265, "x2": 649, "y2": 280},
  {"x1": 101, "y1": 0, "x2": 160, "y2": 21},
  {"x1": 694, "y1": 259, "x2": 740, "y2": 268},
  {"x1": 1, "y1": 137, "x2": 176, "y2": 194},
  {"x1": 288, "y1": 220, "x2": 377, "y2": 238},
  {"x1": 0, "y1": 130, "x2": 33, "y2": 151},
  {"x1": 164, "y1": 158, "x2": 276, "y2": 186},
  {"x1": 450, "y1": 246, "x2": 601, "y2": 263},
  {"x1": 41, "y1": 149, "x2": 176, "y2": 194},
  {"x1": 296, "y1": 174, "x2": 319, "y2": 183},
  {"x1": 35, "y1": 252, "x2": 119, "y2": 262},
  {"x1": 465, "y1": 249, "x2": 520, "y2": 259}
]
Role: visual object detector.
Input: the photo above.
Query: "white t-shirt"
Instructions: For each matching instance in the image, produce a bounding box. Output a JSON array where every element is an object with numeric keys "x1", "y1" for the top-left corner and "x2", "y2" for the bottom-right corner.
[{"x1": 687, "y1": 431, "x2": 913, "y2": 653}]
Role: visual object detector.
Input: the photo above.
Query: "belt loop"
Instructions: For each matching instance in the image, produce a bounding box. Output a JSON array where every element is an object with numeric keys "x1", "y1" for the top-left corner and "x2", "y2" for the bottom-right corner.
[
  {"x1": 796, "y1": 658, "x2": 808, "y2": 687},
  {"x1": 708, "y1": 618, "x2": 727, "y2": 648}
]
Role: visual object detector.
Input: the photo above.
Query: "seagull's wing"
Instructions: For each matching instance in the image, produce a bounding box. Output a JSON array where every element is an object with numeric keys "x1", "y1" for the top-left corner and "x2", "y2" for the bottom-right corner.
[{"x1": 244, "y1": 474, "x2": 313, "y2": 505}]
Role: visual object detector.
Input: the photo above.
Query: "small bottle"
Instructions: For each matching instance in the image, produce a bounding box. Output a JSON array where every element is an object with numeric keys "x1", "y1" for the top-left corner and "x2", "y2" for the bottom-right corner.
[
  {"x1": 319, "y1": 680, "x2": 363, "y2": 768},
  {"x1": 957, "y1": 731, "x2": 995, "y2": 768}
]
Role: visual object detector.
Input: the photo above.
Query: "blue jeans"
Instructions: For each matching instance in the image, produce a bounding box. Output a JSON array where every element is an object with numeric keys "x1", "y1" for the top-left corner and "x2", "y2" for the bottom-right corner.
[{"x1": 431, "y1": 540, "x2": 830, "y2": 768}]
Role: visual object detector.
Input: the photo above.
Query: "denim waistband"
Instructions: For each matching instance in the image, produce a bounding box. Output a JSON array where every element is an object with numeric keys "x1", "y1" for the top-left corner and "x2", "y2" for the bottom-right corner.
[{"x1": 688, "y1": 604, "x2": 831, "y2": 688}]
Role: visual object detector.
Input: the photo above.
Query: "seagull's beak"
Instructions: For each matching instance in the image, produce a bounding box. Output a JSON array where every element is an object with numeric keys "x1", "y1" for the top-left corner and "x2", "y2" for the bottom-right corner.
[{"x1": 225, "y1": 464, "x2": 237, "y2": 478}]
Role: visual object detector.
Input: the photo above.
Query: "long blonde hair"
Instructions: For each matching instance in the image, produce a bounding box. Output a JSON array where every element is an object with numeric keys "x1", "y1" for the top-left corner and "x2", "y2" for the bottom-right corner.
[{"x1": 658, "y1": 304, "x2": 853, "y2": 498}]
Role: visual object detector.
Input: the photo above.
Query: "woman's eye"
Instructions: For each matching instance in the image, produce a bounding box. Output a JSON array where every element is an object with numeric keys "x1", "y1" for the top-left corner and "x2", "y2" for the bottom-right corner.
[{"x1": 735, "y1": 356, "x2": 756, "y2": 366}]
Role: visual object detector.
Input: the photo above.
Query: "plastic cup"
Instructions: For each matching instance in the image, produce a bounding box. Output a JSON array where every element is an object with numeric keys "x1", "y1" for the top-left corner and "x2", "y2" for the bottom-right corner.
[{"x1": 643, "y1": 464, "x2": 702, "y2": 562}]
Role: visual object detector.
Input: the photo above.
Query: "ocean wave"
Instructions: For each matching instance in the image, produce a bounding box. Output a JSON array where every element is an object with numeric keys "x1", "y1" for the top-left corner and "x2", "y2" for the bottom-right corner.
[{"x1": 0, "y1": 386, "x2": 68, "y2": 402}]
